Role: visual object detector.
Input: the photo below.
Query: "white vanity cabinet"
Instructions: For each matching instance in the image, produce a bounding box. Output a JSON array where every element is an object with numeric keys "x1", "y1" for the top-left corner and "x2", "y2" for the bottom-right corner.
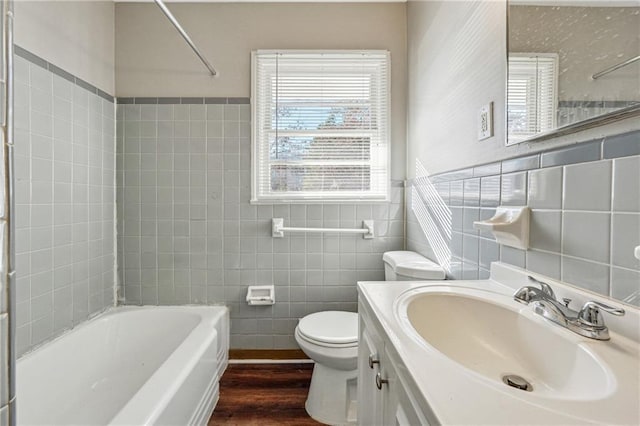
[
  {"x1": 357, "y1": 312, "x2": 384, "y2": 424},
  {"x1": 358, "y1": 302, "x2": 430, "y2": 426}
]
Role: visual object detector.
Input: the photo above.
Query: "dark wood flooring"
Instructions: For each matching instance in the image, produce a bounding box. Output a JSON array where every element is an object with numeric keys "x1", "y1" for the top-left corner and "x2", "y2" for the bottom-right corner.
[{"x1": 209, "y1": 363, "x2": 323, "y2": 425}]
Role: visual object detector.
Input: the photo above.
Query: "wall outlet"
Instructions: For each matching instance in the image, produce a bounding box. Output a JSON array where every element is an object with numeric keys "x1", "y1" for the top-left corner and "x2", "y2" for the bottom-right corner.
[{"x1": 478, "y1": 102, "x2": 494, "y2": 141}]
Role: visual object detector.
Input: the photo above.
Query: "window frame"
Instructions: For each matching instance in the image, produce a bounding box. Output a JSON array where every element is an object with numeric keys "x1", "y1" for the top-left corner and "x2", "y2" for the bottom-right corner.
[
  {"x1": 250, "y1": 49, "x2": 391, "y2": 204},
  {"x1": 507, "y1": 52, "x2": 559, "y2": 143}
]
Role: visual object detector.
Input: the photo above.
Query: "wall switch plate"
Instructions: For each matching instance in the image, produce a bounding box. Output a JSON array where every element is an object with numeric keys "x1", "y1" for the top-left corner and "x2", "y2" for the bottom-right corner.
[{"x1": 478, "y1": 102, "x2": 494, "y2": 141}]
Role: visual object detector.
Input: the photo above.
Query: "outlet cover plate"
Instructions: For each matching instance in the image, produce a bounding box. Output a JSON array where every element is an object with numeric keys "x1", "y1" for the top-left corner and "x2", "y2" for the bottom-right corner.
[{"x1": 478, "y1": 102, "x2": 494, "y2": 141}]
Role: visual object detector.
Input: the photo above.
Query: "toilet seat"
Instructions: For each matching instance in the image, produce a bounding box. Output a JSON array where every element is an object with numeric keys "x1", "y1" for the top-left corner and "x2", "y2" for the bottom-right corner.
[
  {"x1": 296, "y1": 328, "x2": 358, "y2": 349},
  {"x1": 297, "y1": 311, "x2": 358, "y2": 346}
]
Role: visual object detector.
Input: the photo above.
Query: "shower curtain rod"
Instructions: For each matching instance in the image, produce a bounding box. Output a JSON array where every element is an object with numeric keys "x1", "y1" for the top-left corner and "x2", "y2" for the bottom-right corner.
[
  {"x1": 591, "y1": 55, "x2": 639, "y2": 80},
  {"x1": 153, "y1": 0, "x2": 218, "y2": 76}
]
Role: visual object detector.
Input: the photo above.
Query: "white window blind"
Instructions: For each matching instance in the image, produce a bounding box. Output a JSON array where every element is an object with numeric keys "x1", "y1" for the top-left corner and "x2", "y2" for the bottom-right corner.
[
  {"x1": 507, "y1": 54, "x2": 558, "y2": 142},
  {"x1": 251, "y1": 50, "x2": 390, "y2": 203}
]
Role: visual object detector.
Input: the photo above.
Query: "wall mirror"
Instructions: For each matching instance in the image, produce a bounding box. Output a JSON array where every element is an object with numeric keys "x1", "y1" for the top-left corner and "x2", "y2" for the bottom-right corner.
[{"x1": 506, "y1": 0, "x2": 640, "y2": 145}]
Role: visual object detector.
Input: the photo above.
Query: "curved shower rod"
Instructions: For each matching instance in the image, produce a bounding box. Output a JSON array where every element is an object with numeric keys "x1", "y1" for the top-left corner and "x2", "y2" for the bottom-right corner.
[
  {"x1": 153, "y1": 0, "x2": 218, "y2": 77},
  {"x1": 591, "y1": 55, "x2": 639, "y2": 80}
]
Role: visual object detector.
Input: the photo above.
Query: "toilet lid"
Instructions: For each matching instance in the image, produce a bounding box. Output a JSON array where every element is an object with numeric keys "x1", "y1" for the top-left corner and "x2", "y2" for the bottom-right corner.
[{"x1": 297, "y1": 311, "x2": 358, "y2": 345}]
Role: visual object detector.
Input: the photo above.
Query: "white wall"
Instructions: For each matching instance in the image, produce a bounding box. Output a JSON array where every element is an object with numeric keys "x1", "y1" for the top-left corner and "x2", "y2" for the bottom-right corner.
[
  {"x1": 14, "y1": 0, "x2": 115, "y2": 94},
  {"x1": 407, "y1": 0, "x2": 640, "y2": 176},
  {"x1": 115, "y1": 2, "x2": 407, "y2": 179}
]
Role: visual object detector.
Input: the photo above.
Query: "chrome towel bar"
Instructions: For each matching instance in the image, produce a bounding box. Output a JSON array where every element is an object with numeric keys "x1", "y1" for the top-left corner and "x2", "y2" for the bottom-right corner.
[{"x1": 272, "y1": 218, "x2": 374, "y2": 239}]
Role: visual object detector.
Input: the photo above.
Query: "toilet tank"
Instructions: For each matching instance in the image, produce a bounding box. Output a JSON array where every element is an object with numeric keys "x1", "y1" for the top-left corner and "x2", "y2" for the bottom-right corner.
[{"x1": 383, "y1": 251, "x2": 446, "y2": 281}]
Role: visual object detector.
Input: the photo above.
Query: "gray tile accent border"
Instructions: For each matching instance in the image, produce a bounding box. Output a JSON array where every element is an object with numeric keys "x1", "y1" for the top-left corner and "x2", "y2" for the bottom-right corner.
[
  {"x1": 501, "y1": 154, "x2": 540, "y2": 174},
  {"x1": 181, "y1": 97, "x2": 204, "y2": 104},
  {"x1": 473, "y1": 162, "x2": 501, "y2": 177},
  {"x1": 430, "y1": 168, "x2": 474, "y2": 183},
  {"x1": 603, "y1": 130, "x2": 640, "y2": 159},
  {"x1": 97, "y1": 89, "x2": 112, "y2": 101},
  {"x1": 205, "y1": 97, "x2": 228, "y2": 104},
  {"x1": 74, "y1": 77, "x2": 96, "y2": 94},
  {"x1": 14, "y1": 44, "x2": 114, "y2": 103},
  {"x1": 159, "y1": 97, "x2": 181, "y2": 104},
  {"x1": 117, "y1": 97, "x2": 251, "y2": 105},
  {"x1": 47, "y1": 63, "x2": 74, "y2": 84},
  {"x1": 429, "y1": 130, "x2": 638, "y2": 183},
  {"x1": 558, "y1": 100, "x2": 639, "y2": 108},
  {"x1": 134, "y1": 97, "x2": 158, "y2": 104},
  {"x1": 540, "y1": 140, "x2": 602, "y2": 168},
  {"x1": 13, "y1": 45, "x2": 46, "y2": 68},
  {"x1": 228, "y1": 97, "x2": 251, "y2": 104}
]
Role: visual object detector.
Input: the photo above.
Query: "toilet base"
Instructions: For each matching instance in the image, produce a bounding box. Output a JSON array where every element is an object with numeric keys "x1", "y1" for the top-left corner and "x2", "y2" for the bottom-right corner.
[{"x1": 305, "y1": 362, "x2": 358, "y2": 425}]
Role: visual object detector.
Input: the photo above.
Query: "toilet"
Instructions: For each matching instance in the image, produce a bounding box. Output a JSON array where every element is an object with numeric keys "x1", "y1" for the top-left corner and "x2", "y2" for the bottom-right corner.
[{"x1": 295, "y1": 250, "x2": 445, "y2": 425}]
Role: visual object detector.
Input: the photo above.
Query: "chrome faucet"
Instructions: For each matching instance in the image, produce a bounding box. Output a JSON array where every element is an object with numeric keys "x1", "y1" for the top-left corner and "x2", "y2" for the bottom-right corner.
[{"x1": 514, "y1": 276, "x2": 625, "y2": 341}]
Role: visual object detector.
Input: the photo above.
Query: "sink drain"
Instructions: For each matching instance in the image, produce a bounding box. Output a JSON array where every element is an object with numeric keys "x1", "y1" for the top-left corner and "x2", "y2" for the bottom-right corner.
[{"x1": 502, "y1": 374, "x2": 533, "y2": 392}]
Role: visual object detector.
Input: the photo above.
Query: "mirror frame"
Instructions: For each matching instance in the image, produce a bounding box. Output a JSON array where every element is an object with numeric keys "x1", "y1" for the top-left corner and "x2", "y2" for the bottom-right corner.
[{"x1": 505, "y1": 0, "x2": 640, "y2": 146}]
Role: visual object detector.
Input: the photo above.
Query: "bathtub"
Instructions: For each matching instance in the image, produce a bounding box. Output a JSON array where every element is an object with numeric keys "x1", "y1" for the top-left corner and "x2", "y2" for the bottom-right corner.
[{"x1": 16, "y1": 306, "x2": 229, "y2": 426}]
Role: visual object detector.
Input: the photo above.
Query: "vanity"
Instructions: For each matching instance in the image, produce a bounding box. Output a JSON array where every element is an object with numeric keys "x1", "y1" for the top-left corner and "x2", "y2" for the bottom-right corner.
[{"x1": 357, "y1": 262, "x2": 640, "y2": 425}]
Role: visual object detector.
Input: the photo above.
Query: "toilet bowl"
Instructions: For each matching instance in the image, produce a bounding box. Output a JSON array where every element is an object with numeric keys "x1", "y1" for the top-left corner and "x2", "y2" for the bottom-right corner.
[
  {"x1": 295, "y1": 311, "x2": 358, "y2": 425},
  {"x1": 296, "y1": 251, "x2": 445, "y2": 425}
]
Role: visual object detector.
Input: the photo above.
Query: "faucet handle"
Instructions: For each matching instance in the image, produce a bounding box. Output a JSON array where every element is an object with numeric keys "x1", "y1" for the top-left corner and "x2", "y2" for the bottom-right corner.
[
  {"x1": 578, "y1": 301, "x2": 625, "y2": 327},
  {"x1": 527, "y1": 275, "x2": 556, "y2": 299},
  {"x1": 514, "y1": 286, "x2": 541, "y2": 304}
]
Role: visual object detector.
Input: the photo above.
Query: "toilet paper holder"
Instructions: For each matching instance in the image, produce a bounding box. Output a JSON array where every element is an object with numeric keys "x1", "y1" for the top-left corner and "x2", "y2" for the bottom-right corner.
[{"x1": 246, "y1": 285, "x2": 275, "y2": 306}]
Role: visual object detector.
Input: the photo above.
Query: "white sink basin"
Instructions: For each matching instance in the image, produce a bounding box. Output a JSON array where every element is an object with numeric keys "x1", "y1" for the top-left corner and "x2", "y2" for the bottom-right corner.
[
  {"x1": 361, "y1": 263, "x2": 640, "y2": 424},
  {"x1": 404, "y1": 290, "x2": 613, "y2": 400}
]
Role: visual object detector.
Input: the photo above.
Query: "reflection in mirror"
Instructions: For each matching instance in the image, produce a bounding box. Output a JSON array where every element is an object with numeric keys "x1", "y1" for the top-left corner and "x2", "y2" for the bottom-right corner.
[{"x1": 507, "y1": 1, "x2": 640, "y2": 145}]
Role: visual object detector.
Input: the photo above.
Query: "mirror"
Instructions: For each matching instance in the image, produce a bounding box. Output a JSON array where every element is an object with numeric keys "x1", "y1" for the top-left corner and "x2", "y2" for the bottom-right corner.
[{"x1": 507, "y1": 1, "x2": 640, "y2": 145}]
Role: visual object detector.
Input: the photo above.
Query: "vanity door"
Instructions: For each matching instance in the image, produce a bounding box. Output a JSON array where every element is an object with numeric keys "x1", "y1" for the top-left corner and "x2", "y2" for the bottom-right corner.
[
  {"x1": 357, "y1": 313, "x2": 384, "y2": 425},
  {"x1": 381, "y1": 348, "x2": 430, "y2": 426}
]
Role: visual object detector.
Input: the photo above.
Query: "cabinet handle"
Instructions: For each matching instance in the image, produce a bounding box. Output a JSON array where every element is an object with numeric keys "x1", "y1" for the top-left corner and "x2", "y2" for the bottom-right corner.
[
  {"x1": 375, "y1": 372, "x2": 388, "y2": 390},
  {"x1": 368, "y1": 353, "x2": 379, "y2": 369}
]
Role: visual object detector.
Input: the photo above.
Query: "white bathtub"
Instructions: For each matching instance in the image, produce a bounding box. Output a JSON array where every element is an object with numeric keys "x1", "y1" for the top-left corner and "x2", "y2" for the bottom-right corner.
[{"x1": 16, "y1": 306, "x2": 229, "y2": 426}]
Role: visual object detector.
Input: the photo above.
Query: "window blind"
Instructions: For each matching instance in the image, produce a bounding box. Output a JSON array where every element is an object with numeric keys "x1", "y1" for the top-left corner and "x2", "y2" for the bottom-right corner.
[
  {"x1": 507, "y1": 54, "x2": 558, "y2": 142},
  {"x1": 251, "y1": 51, "x2": 390, "y2": 203}
]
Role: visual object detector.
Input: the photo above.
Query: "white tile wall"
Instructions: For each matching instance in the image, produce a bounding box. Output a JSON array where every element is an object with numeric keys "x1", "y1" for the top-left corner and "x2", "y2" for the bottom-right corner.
[
  {"x1": 526, "y1": 250, "x2": 561, "y2": 279},
  {"x1": 408, "y1": 149, "x2": 640, "y2": 306},
  {"x1": 562, "y1": 256, "x2": 610, "y2": 295},
  {"x1": 116, "y1": 101, "x2": 404, "y2": 349},
  {"x1": 563, "y1": 160, "x2": 612, "y2": 211},
  {"x1": 612, "y1": 156, "x2": 640, "y2": 212},
  {"x1": 562, "y1": 212, "x2": 610, "y2": 263},
  {"x1": 14, "y1": 55, "x2": 116, "y2": 356},
  {"x1": 611, "y1": 214, "x2": 640, "y2": 269},
  {"x1": 530, "y1": 211, "x2": 562, "y2": 252},
  {"x1": 501, "y1": 172, "x2": 527, "y2": 205},
  {"x1": 528, "y1": 167, "x2": 562, "y2": 209}
]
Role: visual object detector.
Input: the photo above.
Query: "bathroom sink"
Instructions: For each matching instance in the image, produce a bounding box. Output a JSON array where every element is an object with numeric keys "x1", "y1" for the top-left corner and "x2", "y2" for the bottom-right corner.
[
  {"x1": 363, "y1": 264, "x2": 640, "y2": 424},
  {"x1": 402, "y1": 290, "x2": 613, "y2": 400}
]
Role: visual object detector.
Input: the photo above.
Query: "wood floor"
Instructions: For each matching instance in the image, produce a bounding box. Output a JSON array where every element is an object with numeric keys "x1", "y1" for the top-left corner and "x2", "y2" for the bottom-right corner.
[{"x1": 209, "y1": 363, "x2": 322, "y2": 425}]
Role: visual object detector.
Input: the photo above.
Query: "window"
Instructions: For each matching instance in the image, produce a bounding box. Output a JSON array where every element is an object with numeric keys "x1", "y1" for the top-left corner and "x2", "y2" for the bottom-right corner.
[
  {"x1": 507, "y1": 53, "x2": 558, "y2": 142},
  {"x1": 251, "y1": 50, "x2": 390, "y2": 203}
]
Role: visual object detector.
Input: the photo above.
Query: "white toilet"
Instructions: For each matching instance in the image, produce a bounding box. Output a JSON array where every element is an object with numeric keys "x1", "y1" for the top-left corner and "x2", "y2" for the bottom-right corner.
[{"x1": 295, "y1": 250, "x2": 445, "y2": 425}]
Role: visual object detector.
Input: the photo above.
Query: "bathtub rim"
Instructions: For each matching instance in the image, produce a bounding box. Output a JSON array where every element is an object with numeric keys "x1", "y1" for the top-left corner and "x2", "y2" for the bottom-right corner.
[{"x1": 17, "y1": 305, "x2": 229, "y2": 426}]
